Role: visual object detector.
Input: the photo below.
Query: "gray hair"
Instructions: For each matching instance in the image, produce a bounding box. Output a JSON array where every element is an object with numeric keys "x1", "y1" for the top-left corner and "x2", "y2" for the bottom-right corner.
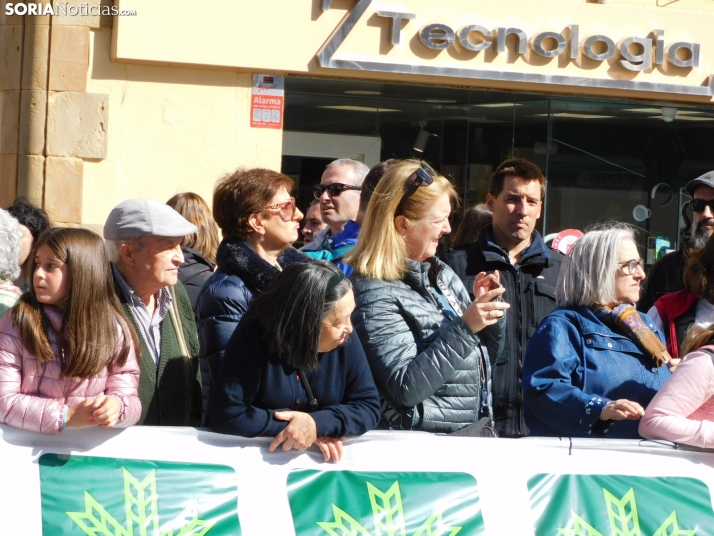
[
  {"x1": 0, "y1": 209, "x2": 22, "y2": 281},
  {"x1": 556, "y1": 223, "x2": 637, "y2": 307},
  {"x1": 326, "y1": 158, "x2": 370, "y2": 187},
  {"x1": 104, "y1": 237, "x2": 145, "y2": 264}
]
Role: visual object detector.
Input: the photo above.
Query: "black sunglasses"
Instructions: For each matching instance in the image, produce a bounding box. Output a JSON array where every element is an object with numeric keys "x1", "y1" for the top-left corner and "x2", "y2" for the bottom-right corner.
[
  {"x1": 396, "y1": 162, "x2": 436, "y2": 215},
  {"x1": 690, "y1": 198, "x2": 714, "y2": 213},
  {"x1": 313, "y1": 183, "x2": 361, "y2": 199}
]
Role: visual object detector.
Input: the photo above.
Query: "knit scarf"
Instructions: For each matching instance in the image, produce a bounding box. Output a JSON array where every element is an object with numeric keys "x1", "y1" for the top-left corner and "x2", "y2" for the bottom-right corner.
[{"x1": 592, "y1": 303, "x2": 671, "y2": 367}]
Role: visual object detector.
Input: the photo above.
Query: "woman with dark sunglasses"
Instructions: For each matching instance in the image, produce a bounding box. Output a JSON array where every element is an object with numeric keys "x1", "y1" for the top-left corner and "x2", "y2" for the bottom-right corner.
[
  {"x1": 346, "y1": 160, "x2": 508, "y2": 434},
  {"x1": 195, "y1": 168, "x2": 307, "y2": 423}
]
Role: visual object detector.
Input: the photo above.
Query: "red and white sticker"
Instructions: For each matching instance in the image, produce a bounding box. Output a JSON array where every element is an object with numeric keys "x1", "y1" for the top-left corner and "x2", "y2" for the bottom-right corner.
[
  {"x1": 250, "y1": 74, "x2": 284, "y2": 129},
  {"x1": 551, "y1": 229, "x2": 583, "y2": 255}
]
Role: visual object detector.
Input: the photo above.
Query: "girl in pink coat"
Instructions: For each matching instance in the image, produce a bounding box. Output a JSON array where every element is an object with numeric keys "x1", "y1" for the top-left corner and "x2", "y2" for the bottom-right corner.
[{"x1": 0, "y1": 227, "x2": 141, "y2": 434}]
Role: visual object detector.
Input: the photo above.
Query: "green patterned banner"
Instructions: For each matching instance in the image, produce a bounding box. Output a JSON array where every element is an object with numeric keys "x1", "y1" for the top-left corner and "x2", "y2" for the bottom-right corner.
[
  {"x1": 528, "y1": 474, "x2": 714, "y2": 536},
  {"x1": 287, "y1": 470, "x2": 484, "y2": 536},
  {"x1": 39, "y1": 454, "x2": 241, "y2": 536}
]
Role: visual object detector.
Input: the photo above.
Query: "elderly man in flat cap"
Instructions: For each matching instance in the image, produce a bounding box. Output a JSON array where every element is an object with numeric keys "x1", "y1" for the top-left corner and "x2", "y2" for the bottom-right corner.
[{"x1": 104, "y1": 198, "x2": 202, "y2": 426}]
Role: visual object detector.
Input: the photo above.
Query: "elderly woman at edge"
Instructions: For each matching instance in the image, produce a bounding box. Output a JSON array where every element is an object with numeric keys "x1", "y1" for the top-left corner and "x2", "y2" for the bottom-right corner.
[
  {"x1": 523, "y1": 224, "x2": 673, "y2": 439},
  {"x1": 0, "y1": 208, "x2": 24, "y2": 316},
  {"x1": 347, "y1": 159, "x2": 508, "y2": 434}
]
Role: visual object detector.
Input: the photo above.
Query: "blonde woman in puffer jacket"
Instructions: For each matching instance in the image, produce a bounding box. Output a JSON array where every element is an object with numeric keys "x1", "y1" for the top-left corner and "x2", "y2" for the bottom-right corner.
[{"x1": 0, "y1": 228, "x2": 141, "y2": 434}]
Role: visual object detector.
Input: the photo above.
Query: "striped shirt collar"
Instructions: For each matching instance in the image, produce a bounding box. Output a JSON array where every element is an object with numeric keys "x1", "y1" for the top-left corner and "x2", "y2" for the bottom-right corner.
[{"x1": 112, "y1": 264, "x2": 173, "y2": 365}]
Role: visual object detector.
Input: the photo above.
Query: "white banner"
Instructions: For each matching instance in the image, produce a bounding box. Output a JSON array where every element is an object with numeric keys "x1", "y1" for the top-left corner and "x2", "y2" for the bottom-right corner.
[{"x1": 2, "y1": 424, "x2": 713, "y2": 535}]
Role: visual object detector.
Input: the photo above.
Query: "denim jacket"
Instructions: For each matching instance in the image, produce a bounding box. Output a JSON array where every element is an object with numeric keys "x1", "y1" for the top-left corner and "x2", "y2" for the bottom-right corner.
[{"x1": 523, "y1": 306, "x2": 671, "y2": 439}]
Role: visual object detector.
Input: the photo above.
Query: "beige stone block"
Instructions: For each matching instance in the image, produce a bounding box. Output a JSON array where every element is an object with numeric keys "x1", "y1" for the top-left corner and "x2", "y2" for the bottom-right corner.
[
  {"x1": 45, "y1": 156, "x2": 82, "y2": 223},
  {"x1": 0, "y1": 1, "x2": 25, "y2": 25},
  {"x1": 0, "y1": 154, "x2": 17, "y2": 207},
  {"x1": 0, "y1": 90, "x2": 20, "y2": 154},
  {"x1": 19, "y1": 89, "x2": 47, "y2": 155},
  {"x1": 0, "y1": 26, "x2": 23, "y2": 91},
  {"x1": 49, "y1": 25, "x2": 89, "y2": 91},
  {"x1": 17, "y1": 154, "x2": 45, "y2": 207},
  {"x1": 22, "y1": 24, "x2": 50, "y2": 89},
  {"x1": 52, "y1": 0, "x2": 107, "y2": 28},
  {"x1": 47, "y1": 91, "x2": 107, "y2": 158}
]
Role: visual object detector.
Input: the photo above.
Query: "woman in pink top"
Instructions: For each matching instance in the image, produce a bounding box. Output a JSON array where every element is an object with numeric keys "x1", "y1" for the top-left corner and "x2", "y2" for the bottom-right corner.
[
  {"x1": 0, "y1": 228, "x2": 141, "y2": 434},
  {"x1": 640, "y1": 247, "x2": 714, "y2": 448}
]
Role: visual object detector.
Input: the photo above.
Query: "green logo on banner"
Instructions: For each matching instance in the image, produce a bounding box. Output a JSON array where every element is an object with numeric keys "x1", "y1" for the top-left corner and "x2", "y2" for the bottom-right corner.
[
  {"x1": 528, "y1": 474, "x2": 714, "y2": 536},
  {"x1": 287, "y1": 470, "x2": 484, "y2": 536},
  {"x1": 39, "y1": 454, "x2": 241, "y2": 536}
]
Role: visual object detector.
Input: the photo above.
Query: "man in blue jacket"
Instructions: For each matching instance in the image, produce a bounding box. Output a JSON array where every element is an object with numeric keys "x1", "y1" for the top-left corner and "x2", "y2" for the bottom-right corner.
[{"x1": 442, "y1": 158, "x2": 563, "y2": 437}]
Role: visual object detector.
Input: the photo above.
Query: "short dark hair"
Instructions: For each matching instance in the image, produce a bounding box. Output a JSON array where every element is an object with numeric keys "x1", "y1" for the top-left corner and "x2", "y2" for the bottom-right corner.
[
  {"x1": 7, "y1": 197, "x2": 50, "y2": 240},
  {"x1": 213, "y1": 168, "x2": 294, "y2": 241},
  {"x1": 359, "y1": 159, "x2": 397, "y2": 213},
  {"x1": 246, "y1": 261, "x2": 352, "y2": 370},
  {"x1": 489, "y1": 158, "x2": 546, "y2": 200}
]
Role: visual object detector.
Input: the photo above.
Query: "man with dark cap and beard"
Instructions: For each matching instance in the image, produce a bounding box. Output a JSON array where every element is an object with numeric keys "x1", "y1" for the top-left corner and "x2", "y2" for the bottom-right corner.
[{"x1": 639, "y1": 172, "x2": 714, "y2": 312}]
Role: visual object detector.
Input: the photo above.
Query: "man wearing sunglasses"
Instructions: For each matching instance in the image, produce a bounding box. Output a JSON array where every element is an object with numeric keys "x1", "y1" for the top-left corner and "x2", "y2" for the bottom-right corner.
[
  {"x1": 301, "y1": 158, "x2": 369, "y2": 274},
  {"x1": 442, "y1": 158, "x2": 563, "y2": 438},
  {"x1": 639, "y1": 172, "x2": 714, "y2": 313}
]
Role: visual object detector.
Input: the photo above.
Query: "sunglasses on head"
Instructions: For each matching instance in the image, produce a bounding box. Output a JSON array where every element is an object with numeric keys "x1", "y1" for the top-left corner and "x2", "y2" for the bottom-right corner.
[
  {"x1": 691, "y1": 198, "x2": 714, "y2": 213},
  {"x1": 313, "y1": 183, "x2": 362, "y2": 199},
  {"x1": 264, "y1": 197, "x2": 297, "y2": 222},
  {"x1": 396, "y1": 162, "x2": 436, "y2": 215}
]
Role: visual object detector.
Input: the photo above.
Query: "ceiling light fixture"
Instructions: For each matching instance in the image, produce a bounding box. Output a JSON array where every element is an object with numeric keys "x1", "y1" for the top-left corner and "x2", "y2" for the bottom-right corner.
[
  {"x1": 661, "y1": 107, "x2": 677, "y2": 122},
  {"x1": 413, "y1": 121, "x2": 436, "y2": 153},
  {"x1": 344, "y1": 90, "x2": 381, "y2": 95},
  {"x1": 471, "y1": 103, "x2": 523, "y2": 108},
  {"x1": 316, "y1": 105, "x2": 401, "y2": 113}
]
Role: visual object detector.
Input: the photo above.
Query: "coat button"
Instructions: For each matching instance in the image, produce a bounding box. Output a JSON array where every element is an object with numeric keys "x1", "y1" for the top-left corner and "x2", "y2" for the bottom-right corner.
[
  {"x1": 161, "y1": 408, "x2": 168, "y2": 416},
  {"x1": 586, "y1": 339, "x2": 592, "y2": 344},
  {"x1": 607, "y1": 343, "x2": 613, "y2": 348},
  {"x1": 652, "y1": 367, "x2": 657, "y2": 372},
  {"x1": 159, "y1": 380, "x2": 165, "y2": 388},
  {"x1": 296, "y1": 398, "x2": 304, "y2": 406}
]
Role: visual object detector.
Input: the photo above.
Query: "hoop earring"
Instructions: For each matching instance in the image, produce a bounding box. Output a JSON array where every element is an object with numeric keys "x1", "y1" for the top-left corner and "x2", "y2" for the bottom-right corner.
[{"x1": 259, "y1": 235, "x2": 265, "y2": 243}]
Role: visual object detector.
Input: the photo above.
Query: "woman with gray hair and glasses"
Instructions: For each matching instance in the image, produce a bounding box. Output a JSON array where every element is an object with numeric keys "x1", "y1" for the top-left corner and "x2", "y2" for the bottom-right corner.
[
  {"x1": 523, "y1": 223, "x2": 674, "y2": 439},
  {"x1": 0, "y1": 208, "x2": 24, "y2": 316}
]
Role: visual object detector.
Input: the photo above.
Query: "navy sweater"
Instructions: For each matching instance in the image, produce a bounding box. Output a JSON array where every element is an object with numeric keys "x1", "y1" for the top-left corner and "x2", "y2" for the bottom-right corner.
[{"x1": 208, "y1": 316, "x2": 381, "y2": 438}]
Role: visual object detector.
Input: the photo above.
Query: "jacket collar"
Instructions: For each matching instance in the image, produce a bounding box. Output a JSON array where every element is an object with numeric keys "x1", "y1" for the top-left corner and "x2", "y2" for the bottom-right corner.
[
  {"x1": 215, "y1": 239, "x2": 305, "y2": 292},
  {"x1": 477, "y1": 224, "x2": 552, "y2": 267},
  {"x1": 332, "y1": 220, "x2": 360, "y2": 249}
]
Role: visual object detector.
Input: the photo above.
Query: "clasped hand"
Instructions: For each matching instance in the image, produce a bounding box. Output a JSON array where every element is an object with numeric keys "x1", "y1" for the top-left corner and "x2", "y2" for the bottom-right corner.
[
  {"x1": 461, "y1": 270, "x2": 510, "y2": 333},
  {"x1": 66, "y1": 395, "x2": 121, "y2": 428},
  {"x1": 270, "y1": 411, "x2": 345, "y2": 463}
]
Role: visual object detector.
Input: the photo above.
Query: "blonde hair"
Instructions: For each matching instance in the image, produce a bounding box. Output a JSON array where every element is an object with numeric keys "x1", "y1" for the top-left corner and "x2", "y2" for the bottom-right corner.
[
  {"x1": 166, "y1": 192, "x2": 220, "y2": 264},
  {"x1": 346, "y1": 160, "x2": 458, "y2": 280}
]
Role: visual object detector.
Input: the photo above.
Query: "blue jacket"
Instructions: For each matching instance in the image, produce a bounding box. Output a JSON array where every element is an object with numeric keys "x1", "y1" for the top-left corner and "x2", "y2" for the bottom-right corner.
[
  {"x1": 208, "y1": 315, "x2": 381, "y2": 438},
  {"x1": 302, "y1": 220, "x2": 360, "y2": 276},
  {"x1": 195, "y1": 240, "x2": 307, "y2": 422},
  {"x1": 523, "y1": 306, "x2": 671, "y2": 439}
]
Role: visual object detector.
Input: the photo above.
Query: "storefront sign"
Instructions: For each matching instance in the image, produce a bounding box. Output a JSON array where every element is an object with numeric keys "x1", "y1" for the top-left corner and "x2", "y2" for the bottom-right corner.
[
  {"x1": 250, "y1": 74, "x2": 284, "y2": 129},
  {"x1": 319, "y1": 0, "x2": 711, "y2": 96},
  {"x1": 114, "y1": 0, "x2": 714, "y2": 101},
  {"x1": 4, "y1": 425, "x2": 714, "y2": 534}
]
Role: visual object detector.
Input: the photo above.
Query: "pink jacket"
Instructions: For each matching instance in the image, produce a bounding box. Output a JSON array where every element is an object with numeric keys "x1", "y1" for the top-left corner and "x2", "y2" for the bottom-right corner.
[
  {"x1": 639, "y1": 345, "x2": 714, "y2": 448},
  {"x1": 0, "y1": 305, "x2": 141, "y2": 434}
]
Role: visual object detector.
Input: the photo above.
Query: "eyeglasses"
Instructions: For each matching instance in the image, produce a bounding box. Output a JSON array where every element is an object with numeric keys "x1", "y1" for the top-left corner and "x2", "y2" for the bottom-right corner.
[
  {"x1": 312, "y1": 183, "x2": 362, "y2": 199},
  {"x1": 690, "y1": 198, "x2": 714, "y2": 213},
  {"x1": 396, "y1": 162, "x2": 436, "y2": 215},
  {"x1": 616, "y1": 258, "x2": 645, "y2": 275},
  {"x1": 264, "y1": 197, "x2": 297, "y2": 222}
]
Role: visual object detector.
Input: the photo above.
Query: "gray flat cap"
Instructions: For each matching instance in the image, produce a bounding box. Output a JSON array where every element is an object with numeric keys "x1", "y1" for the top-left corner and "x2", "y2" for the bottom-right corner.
[
  {"x1": 104, "y1": 198, "x2": 197, "y2": 240},
  {"x1": 686, "y1": 171, "x2": 714, "y2": 196}
]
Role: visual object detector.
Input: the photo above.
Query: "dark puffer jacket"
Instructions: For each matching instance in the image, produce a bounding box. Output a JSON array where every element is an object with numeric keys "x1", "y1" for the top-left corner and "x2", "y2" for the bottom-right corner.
[
  {"x1": 178, "y1": 247, "x2": 215, "y2": 312},
  {"x1": 195, "y1": 240, "x2": 307, "y2": 421},
  {"x1": 351, "y1": 257, "x2": 504, "y2": 434}
]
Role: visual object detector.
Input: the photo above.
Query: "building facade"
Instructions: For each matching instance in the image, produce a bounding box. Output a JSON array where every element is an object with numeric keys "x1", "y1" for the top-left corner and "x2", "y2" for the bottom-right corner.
[{"x1": 1, "y1": 0, "x2": 714, "y2": 250}]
